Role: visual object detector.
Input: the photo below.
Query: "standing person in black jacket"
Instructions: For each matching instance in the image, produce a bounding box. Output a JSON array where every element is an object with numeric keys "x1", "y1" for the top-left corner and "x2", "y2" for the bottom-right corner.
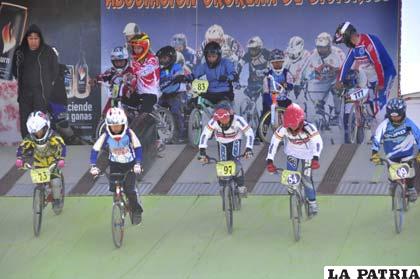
[{"x1": 12, "y1": 24, "x2": 59, "y2": 138}]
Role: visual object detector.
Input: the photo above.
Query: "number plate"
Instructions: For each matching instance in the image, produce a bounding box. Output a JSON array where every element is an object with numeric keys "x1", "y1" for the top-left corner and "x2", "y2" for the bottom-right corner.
[
  {"x1": 348, "y1": 88, "x2": 368, "y2": 101},
  {"x1": 388, "y1": 163, "x2": 415, "y2": 181},
  {"x1": 216, "y1": 161, "x2": 236, "y2": 177},
  {"x1": 280, "y1": 170, "x2": 302, "y2": 186},
  {"x1": 30, "y1": 168, "x2": 51, "y2": 184},
  {"x1": 192, "y1": 79, "x2": 209, "y2": 95}
]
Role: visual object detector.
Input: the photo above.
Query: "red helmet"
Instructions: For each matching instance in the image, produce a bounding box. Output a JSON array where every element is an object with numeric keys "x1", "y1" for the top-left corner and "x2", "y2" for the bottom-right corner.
[
  {"x1": 283, "y1": 103, "x2": 305, "y2": 131},
  {"x1": 213, "y1": 108, "x2": 231, "y2": 126},
  {"x1": 129, "y1": 33, "x2": 150, "y2": 62}
]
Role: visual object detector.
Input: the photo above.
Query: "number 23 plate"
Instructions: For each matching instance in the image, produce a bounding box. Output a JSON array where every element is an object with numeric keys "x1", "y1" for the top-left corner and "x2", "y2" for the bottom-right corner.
[{"x1": 30, "y1": 168, "x2": 51, "y2": 184}]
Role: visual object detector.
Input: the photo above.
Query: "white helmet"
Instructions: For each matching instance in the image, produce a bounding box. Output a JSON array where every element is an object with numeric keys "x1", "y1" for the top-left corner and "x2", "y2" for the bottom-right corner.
[
  {"x1": 286, "y1": 36, "x2": 305, "y2": 62},
  {"x1": 205, "y1": 24, "x2": 224, "y2": 43},
  {"x1": 110, "y1": 46, "x2": 129, "y2": 73},
  {"x1": 171, "y1": 33, "x2": 187, "y2": 49},
  {"x1": 315, "y1": 32, "x2": 332, "y2": 47},
  {"x1": 123, "y1": 23, "x2": 140, "y2": 36},
  {"x1": 176, "y1": 51, "x2": 185, "y2": 66},
  {"x1": 105, "y1": 108, "x2": 128, "y2": 140},
  {"x1": 26, "y1": 111, "x2": 51, "y2": 145},
  {"x1": 247, "y1": 36, "x2": 263, "y2": 49}
]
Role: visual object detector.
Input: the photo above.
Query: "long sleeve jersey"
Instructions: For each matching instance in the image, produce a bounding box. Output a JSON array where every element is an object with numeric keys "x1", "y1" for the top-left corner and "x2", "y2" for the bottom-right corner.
[
  {"x1": 199, "y1": 115, "x2": 254, "y2": 149},
  {"x1": 372, "y1": 118, "x2": 420, "y2": 160},
  {"x1": 266, "y1": 122, "x2": 323, "y2": 161}
]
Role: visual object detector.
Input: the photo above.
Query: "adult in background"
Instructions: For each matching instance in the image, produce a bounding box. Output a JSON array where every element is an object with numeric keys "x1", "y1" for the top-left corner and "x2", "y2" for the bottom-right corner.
[{"x1": 12, "y1": 24, "x2": 58, "y2": 138}]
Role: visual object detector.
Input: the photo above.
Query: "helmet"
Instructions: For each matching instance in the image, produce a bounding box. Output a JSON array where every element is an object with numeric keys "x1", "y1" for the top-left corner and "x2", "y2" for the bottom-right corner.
[
  {"x1": 334, "y1": 21, "x2": 357, "y2": 48},
  {"x1": 205, "y1": 24, "x2": 224, "y2": 44},
  {"x1": 386, "y1": 98, "x2": 406, "y2": 125},
  {"x1": 315, "y1": 32, "x2": 332, "y2": 58},
  {"x1": 247, "y1": 36, "x2": 263, "y2": 58},
  {"x1": 26, "y1": 111, "x2": 51, "y2": 145},
  {"x1": 129, "y1": 33, "x2": 150, "y2": 62},
  {"x1": 110, "y1": 46, "x2": 129, "y2": 73},
  {"x1": 286, "y1": 36, "x2": 305, "y2": 62},
  {"x1": 283, "y1": 103, "x2": 305, "y2": 132},
  {"x1": 156, "y1": 46, "x2": 177, "y2": 69},
  {"x1": 176, "y1": 51, "x2": 185, "y2": 67},
  {"x1": 171, "y1": 33, "x2": 187, "y2": 50},
  {"x1": 269, "y1": 49, "x2": 285, "y2": 62},
  {"x1": 105, "y1": 108, "x2": 128, "y2": 140},
  {"x1": 123, "y1": 22, "x2": 141, "y2": 37},
  {"x1": 204, "y1": 41, "x2": 222, "y2": 68},
  {"x1": 213, "y1": 101, "x2": 234, "y2": 128}
]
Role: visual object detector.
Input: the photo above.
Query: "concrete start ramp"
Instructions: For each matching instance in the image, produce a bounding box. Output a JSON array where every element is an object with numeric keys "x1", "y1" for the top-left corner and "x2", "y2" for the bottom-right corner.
[{"x1": 1, "y1": 143, "x2": 420, "y2": 197}]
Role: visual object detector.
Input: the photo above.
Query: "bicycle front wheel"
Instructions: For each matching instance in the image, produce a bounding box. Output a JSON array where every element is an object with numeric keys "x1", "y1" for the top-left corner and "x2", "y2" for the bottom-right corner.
[
  {"x1": 111, "y1": 203, "x2": 125, "y2": 248},
  {"x1": 223, "y1": 184, "x2": 234, "y2": 234},
  {"x1": 153, "y1": 107, "x2": 175, "y2": 144},
  {"x1": 188, "y1": 108, "x2": 202, "y2": 147},
  {"x1": 53, "y1": 174, "x2": 65, "y2": 215},
  {"x1": 392, "y1": 183, "x2": 404, "y2": 234},
  {"x1": 258, "y1": 111, "x2": 278, "y2": 144},
  {"x1": 33, "y1": 185, "x2": 44, "y2": 237},
  {"x1": 289, "y1": 193, "x2": 302, "y2": 241}
]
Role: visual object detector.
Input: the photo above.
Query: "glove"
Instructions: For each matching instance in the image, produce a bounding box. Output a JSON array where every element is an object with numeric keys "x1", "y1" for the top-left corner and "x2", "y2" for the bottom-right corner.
[
  {"x1": 266, "y1": 159, "x2": 277, "y2": 173},
  {"x1": 172, "y1": 75, "x2": 186, "y2": 84},
  {"x1": 198, "y1": 148, "x2": 208, "y2": 163},
  {"x1": 244, "y1": 148, "x2": 254, "y2": 159},
  {"x1": 57, "y1": 159, "x2": 65, "y2": 169},
  {"x1": 218, "y1": 75, "x2": 228, "y2": 82},
  {"x1": 311, "y1": 156, "x2": 320, "y2": 170},
  {"x1": 370, "y1": 152, "x2": 381, "y2": 165},
  {"x1": 15, "y1": 159, "x2": 24, "y2": 169},
  {"x1": 416, "y1": 153, "x2": 420, "y2": 164},
  {"x1": 133, "y1": 163, "x2": 143, "y2": 174},
  {"x1": 90, "y1": 166, "x2": 100, "y2": 176}
]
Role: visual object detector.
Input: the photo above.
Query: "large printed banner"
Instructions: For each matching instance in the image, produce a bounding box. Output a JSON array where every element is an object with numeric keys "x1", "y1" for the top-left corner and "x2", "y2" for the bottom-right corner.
[
  {"x1": 102, "y1": 0, "x2": 400, "y2": 144},
  {"x1": 0, "y1": 0, "x2": 101, "y2": 145}
]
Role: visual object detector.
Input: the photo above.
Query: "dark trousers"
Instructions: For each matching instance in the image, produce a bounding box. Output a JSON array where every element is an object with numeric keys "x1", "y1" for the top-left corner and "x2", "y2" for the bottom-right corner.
[
  {"x1": 19, "y1": 90, "x2": 49, "y2": 138},
  {"x1": 217, "y1": 139, "x2": 244, "y2": 187}
]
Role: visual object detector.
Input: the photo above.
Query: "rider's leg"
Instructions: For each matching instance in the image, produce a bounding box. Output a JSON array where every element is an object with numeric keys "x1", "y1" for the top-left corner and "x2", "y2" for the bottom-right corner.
[
  {"x1": 50, "y1": 172, "x2": 63, "y2": 208},
  {"x1": 261, "y1": 93, "x2": 271, "y2": 117},
  {"x1": 343, "y1": 100, "x2": 353, "y2": 143},
  {"x1": 203, "y1": 91, "x2": 234, "y2": 107},
  {"x1": 168, "y1": 93, "x2": 187, "y2": 141},
  {"x1": 331, "y1": 87, "x2": 342, "y2": 122}
]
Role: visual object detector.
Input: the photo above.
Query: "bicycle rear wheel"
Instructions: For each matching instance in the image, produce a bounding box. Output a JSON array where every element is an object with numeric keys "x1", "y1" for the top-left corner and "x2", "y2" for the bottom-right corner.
[
  {"x1": 33, "y1": 185, "x2": 44, "y2": 237},
  {"x1": 188, "y1": 108, "x2": 202, "y2": 147},
  {"x1": 223, "y1": 184, "x2": 233, "y2": 234},
  {"x1": 392, "y1": 183, "x2": 404, "y2": 234},
  {"x1": 153, "y1": 107, "x2": 175, "y2": 144},
  {"x1": 111, "y1": 203, "x2": 125, "y2": 248},
  {"x1": 94, "y1": 118, "x2": 106, "y2": 141},
  {"x1": 290, "y1": 193, "x2": 301, "y2": 241}
]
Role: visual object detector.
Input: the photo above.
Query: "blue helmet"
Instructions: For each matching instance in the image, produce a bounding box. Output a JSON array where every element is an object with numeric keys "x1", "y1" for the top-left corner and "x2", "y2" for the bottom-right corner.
[{"x1": 386, "y1": 98, "x2": 406, "y2": 125}]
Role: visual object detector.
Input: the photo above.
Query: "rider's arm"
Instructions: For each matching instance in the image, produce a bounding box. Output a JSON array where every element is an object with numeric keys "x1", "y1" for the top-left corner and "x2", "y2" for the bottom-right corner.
[
  {"x1": 128, "y1": 129, "x2": 143, "y2": 163},
  {"x1": 198, "y1": 119, "x2": 216, "y2": 149},
  {"x1": 90, "y1": 133, "x2": 107, "y2": 165},
  {"x1": 338, "y1": 49, "x2": 355, "y2": 83},
  {"x1": 51, "y1": 135, "x2": 67, "y2": 160},
  {"x1": 16, "y1": 137, "x2": 34, "y2": 159},
  {"x1": 362, "y1": 34, "x2": 386, "y2": 87},
  {"x1": 235, "y1": 115, "x2": 254, "y2": 149},
  {"x1": 192, "y1": 62, "x2": 206, "y2": 80},
  {"x1": 306, "y1": 123, "x2": 323, "y2": 158},
  {"x1": 405, "y1": 118, "x2": 420, "y2": 149},
  {"x1": 262, "y1": 76, "x2": 270, "y2": 94},
  {"x1": 371, "y1": 119, "x2": 388, "y2": 152},
  {"x1": 224, "y1": 59, "x2": 238, "y2": 82},
  {"x1": 284, "y1": 69, "x2": 294, "y2": 91},
  {"x1": 266, "y1": 127, "x2": 285, "y2": 161}
]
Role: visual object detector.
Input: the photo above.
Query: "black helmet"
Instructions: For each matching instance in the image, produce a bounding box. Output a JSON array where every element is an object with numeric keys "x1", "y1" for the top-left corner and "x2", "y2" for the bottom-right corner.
[
  {"x1": 204, "y1": 41, "x2": 222, "y2": 68},
  {"x1": 333, "y1": 21, "x2": 357, "y2": 48},
  {"x1": 269, "y1": 49, "x2": 285, "y2": 62},
  {"x1": 156, "y1": 45, "x2": 177, "y2": 69}
]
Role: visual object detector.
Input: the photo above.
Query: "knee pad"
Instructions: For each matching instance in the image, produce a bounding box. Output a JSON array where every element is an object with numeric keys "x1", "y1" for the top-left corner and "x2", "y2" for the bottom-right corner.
[{"x1": 50, "y1": 178, "x2": 63, "y2": 199}]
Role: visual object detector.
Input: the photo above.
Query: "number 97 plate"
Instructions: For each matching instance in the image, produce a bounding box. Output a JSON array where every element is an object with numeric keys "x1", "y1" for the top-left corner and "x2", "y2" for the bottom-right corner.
[
  {"x1": 216, "y1": 161, "x2": 236, "y2": 177},
  {"x1": 30, "y1": 168, "x2": 51, "y2": 184}
]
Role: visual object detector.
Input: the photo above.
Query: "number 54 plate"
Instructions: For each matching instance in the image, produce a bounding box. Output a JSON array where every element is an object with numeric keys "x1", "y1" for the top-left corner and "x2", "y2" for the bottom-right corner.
[{"x1": 30, "y1": 168, "x2": 51, "y2": 184}]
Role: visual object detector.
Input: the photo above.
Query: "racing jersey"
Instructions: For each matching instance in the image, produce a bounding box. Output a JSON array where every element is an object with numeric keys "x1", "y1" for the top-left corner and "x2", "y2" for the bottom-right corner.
[{"x1": 132, "y1": 52, "x2": 161, "y2": 97}]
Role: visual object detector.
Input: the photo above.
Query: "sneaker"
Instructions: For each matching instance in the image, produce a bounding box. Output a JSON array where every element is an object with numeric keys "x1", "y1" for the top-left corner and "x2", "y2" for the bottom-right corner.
[
  {"x1": 131, "y1": 206, "x2": 143, "y2": 225},
  {"x1": 308, "y1": 200, "x2": 318, "y2": 217},
  {"x1": 238, "y1": 186, "x2": 248, "y2": 198},
  {"x1": 407, "y1": 187, "x2": 418, "y2": 203}
]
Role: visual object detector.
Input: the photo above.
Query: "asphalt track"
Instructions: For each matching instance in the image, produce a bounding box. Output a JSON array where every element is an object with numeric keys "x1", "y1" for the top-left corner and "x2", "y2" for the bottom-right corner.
[{"x1": 1, "y1": 196, "x2": 419, "y2": 279}]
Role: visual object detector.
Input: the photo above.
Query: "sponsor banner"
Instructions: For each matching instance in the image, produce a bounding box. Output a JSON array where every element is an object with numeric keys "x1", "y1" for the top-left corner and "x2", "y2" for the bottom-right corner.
[{"x1": 324, "y1": 266, "x2": 420, "y2": 279}]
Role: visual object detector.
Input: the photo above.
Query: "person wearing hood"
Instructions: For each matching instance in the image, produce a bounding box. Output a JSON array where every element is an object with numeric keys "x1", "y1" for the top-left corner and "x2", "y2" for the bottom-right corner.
[{"x1": 12, "y1": 24, "x2": 59, "y2": 139}]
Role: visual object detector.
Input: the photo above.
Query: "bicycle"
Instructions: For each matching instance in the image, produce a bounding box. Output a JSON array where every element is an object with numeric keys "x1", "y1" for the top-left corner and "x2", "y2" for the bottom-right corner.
[
  {"x1": 188, "y1": 80, "x2": 216, "y2": 147},
  {"x1": 274, "y1": 164, "x2": 311, "y2": 242},
  {"x1": 258, "y1": 84, "x2": 286, "y2": 144},
  {"x1": 201, "y1": 155, "x2": 244, "y2": 234},
  {"x1": 24, "y1": 162, "x2": 65, "y2": 237},
  {"x1": 99, "y1": 169, "x2": 138, "y2": 248},
  {"x1": 239, "y1": 85, "x2": 263, "y2": 134},
  {"x1": 345, "y1": 88, "x2": 375, "y2": 144},
  {"x1": 94, "y1": 78, "x2": 175, "y2": 143},
  {"x1": 376, "y1": 157, "x2": 415, "y2": 234}
]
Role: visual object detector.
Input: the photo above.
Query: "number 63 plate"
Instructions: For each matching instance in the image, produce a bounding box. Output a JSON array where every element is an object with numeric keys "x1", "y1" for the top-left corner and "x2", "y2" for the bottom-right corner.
[
  {"x1": 30, "y1": 168, "x2": 51, "y2": 184},
  {"x1": 216, "y1": 161, "x2": 236, "y2": 177}
]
